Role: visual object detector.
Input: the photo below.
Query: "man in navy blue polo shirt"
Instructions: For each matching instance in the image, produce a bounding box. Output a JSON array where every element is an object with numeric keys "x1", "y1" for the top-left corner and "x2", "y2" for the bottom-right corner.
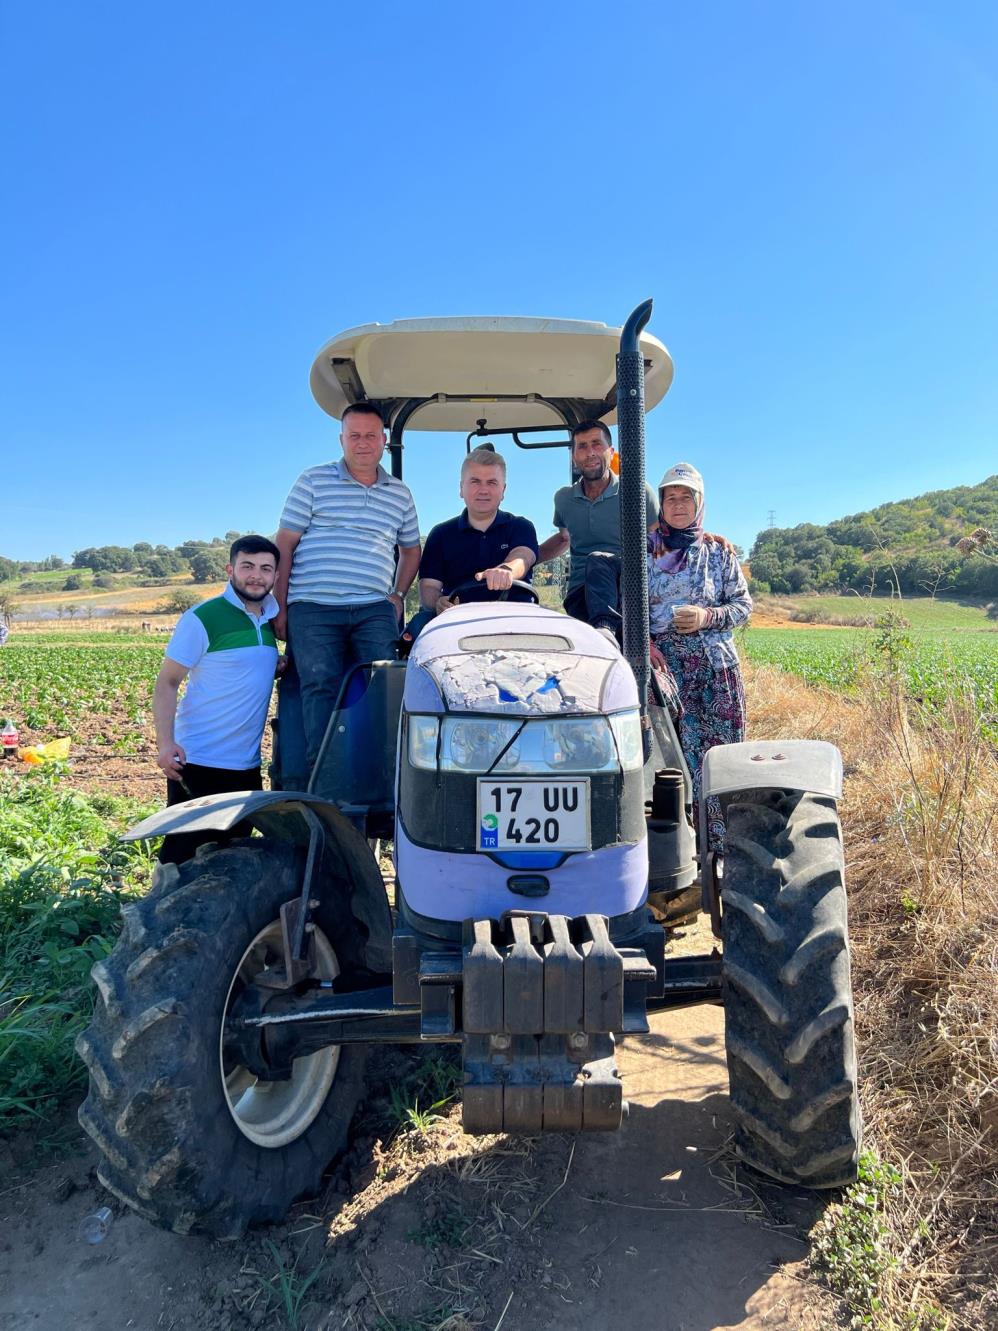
[{"x1": 416, "y1": 448, "x2": 538, "y2": 629}]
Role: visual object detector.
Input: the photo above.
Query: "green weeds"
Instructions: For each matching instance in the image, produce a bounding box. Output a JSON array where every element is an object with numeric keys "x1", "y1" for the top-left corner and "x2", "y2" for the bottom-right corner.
[
  {"x1": 386, "y1": 1053, "x2": 461, "y2": 1136},
  {"x1": 0, "y1": 768, "x2": 155, "y2": 1126},
  {"x1": 810, "y1": 1151, "x2": 948, "y2": 1330},
  {"x1": 811, "y1": 1151, "x2": 903, "y2": 1319},
  {"x1": 388, "y1": 1092, "x2": 451, "y2": 1134},
  {"x1": 407, "y1": 1209, "x2": 467, "y2": 1250},
  {"x1": 256, "y1": 1239, "x2": 327, "y2": 1331}
]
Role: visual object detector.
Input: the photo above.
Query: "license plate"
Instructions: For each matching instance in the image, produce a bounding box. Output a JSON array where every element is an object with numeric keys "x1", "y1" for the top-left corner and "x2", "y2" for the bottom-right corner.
[{"x1": 476, "y1": 779, "x2": 591, "y2": 852}]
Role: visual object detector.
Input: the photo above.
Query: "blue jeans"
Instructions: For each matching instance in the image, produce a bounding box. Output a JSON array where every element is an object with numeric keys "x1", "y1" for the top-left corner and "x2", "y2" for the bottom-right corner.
[{"x1": 288, "y1": 599, "x2": 400, "y2": 771}]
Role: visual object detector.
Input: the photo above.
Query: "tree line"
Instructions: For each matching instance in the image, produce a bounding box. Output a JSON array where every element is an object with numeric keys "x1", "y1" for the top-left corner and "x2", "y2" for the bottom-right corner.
[
  {"x1": 0, "y1": 535, "x2": 243, "y2": 588},
  {"x1": 3, "y1": 536, "x2": 567, "y2": 594},
  {"x1": 748, "y1": 475, "x2": 998, "y2": 598}
]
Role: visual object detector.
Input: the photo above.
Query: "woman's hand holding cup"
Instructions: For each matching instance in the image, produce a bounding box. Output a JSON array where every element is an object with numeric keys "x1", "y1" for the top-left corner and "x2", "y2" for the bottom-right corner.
[{"x1": 672, "y1": 604, "x2": 709, "y2": 634}]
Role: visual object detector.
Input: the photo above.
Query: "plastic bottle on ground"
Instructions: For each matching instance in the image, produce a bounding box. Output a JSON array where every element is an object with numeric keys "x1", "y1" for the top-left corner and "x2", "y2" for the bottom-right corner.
[{"x1": 1, "y1": 719, "x2": 18, "y2": 759}]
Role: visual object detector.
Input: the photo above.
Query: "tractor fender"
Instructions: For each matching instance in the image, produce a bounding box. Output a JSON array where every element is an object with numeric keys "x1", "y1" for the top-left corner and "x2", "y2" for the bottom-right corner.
[
  {"x1": 122, "y1": 791, "x2": 392, "y2": 972},
  {"x1": 701, "y1": 739, "x2": 842, "y2": 803},
  {"x1": 700, "y1": 740, "x2": 843, "y2": 940}
]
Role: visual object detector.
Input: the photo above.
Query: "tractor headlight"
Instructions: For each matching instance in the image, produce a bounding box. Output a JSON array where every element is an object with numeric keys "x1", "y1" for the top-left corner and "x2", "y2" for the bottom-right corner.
[
  {"x1": 407, "y1": 712, "x2": 643, "y2": 775},
  {"x1": 541, "y1": 718, "x2": 615, "y2": 772},
  {"x1": 407, "y1": 716, "x2": 440, "y2": 770},
  {"x1": 609, "y1": 709, "x2": 644, "y2": 771},
  {"x1": 407, "y1": 716, "x2": 523, "y2": 772},
  {"x1": 444, "y1": 719, "x2": 521, "y2": 771}
]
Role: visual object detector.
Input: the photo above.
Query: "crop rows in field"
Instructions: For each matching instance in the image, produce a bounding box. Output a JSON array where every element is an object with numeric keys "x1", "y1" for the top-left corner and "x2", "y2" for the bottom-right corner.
[
  {"x1": 3, "y1": 628, "x2": 995, "y2": 743},
  {"x1": 10, "y1": 631, "x2": 164, "y2": 647},
  {"x1": 0, "y1": 644, "x2": 162, "y2": 732},
  {"x1": 741, "y1": 627, "x2": 998, "y2": 710}
]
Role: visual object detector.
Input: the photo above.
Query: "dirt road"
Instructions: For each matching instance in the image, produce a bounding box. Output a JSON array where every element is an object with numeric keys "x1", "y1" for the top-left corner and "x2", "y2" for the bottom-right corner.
[{"x1": 2, "y1": 989, "x2": 839, "y2": 1331}]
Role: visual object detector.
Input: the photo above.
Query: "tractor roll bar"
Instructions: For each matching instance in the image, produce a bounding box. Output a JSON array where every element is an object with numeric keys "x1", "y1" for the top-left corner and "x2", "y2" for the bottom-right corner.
[
  {"x1": 464, "y1": 420, "x2": 573, "y2": 453},
  {"x1": 383, "y1": 396, "x2": 600, "y2": 480}
]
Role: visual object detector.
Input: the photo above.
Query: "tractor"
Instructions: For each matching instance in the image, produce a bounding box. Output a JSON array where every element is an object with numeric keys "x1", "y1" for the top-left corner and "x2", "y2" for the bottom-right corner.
[{"x1": 76, "y1": 303, "x2": 860, "y2": 1237}]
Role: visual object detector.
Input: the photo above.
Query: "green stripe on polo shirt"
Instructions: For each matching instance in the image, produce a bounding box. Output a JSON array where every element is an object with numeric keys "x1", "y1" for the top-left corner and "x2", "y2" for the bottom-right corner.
[{"x1": 195, "y1": 596, "x2": 277, "y2": 653}]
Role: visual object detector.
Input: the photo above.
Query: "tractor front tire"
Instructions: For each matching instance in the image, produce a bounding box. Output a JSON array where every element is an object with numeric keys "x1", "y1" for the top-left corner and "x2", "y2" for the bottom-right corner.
[
  {"x1": 76, "y1": 838, "x2": 370, "y2": 1237},
  {"x1": 721, "y1": 791, "x2": 860, "y2": 1188}
]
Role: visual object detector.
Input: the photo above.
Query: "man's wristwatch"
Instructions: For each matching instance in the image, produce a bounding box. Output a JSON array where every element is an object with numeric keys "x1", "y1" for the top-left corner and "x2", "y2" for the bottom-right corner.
[{"x1": 497, "y1": 564, "x2": 513, "y2": 573}]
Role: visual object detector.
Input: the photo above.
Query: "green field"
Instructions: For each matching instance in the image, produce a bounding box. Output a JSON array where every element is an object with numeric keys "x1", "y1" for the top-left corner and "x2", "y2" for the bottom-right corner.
[
  {"x1": 2, "y1": 630, "x2": 160, "y2": 646},
  {"x1": 758, "y1": 594, "x2": 995, "y2": 630},
  {"x1": 4, "y1": 629, "x2": 160, "y2": 647},
  {"x1": 1, "y1": 567, "x2": 82, "y2": 589},
  {"x1": 741, "y1": 626, "x2": 998, "y2": 713},
  {"x1": 0, "y1": 642, "x2": 162, "y2": 732},
  {"x1": 4, "y1": 611, "x2": 995, "y2": 734}
]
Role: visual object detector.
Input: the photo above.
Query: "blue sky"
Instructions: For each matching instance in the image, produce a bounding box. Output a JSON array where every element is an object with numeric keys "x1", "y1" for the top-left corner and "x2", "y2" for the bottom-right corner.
[{"x1": 3, "y1": 2, "x2": 996, "y2": 562}]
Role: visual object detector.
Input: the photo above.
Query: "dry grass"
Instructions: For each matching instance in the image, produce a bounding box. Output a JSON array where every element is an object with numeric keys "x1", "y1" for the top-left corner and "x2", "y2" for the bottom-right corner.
[{"x1": 744, "y1": 661, "x2": 998, "y2": 1329}]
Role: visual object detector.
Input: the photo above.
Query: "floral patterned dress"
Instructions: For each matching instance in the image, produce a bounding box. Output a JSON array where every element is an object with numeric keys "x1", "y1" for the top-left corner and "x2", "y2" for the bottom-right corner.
[{"x1": 647, "y1": 534, "x2": 752, "y2": 846}]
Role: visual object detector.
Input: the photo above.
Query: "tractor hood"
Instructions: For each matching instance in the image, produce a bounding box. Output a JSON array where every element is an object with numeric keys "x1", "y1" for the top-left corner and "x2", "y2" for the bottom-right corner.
[
  {"x1": 310, "y1": 316, "x2": 673, "y2": 432},
  {"x1": 403, "y1": 603, "x2": 639, "y2": 717}
]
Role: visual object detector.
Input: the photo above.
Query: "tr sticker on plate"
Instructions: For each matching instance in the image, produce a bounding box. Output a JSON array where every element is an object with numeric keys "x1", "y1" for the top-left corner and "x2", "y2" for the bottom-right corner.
[{"x1": 477, "y1": 779, "x2": 590, "y2": 852}]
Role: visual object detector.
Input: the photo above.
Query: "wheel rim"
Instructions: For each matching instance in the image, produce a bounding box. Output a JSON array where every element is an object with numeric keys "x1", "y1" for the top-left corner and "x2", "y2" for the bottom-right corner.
[{"x1": 219, "y1": 921, "x2": 341, "y2": 1148}]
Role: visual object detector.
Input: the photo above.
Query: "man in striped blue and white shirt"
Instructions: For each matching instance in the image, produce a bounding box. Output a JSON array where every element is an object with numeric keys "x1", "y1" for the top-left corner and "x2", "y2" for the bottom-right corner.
[{"x1": 275, "y1": 403, "x2": 421, "y2": 772}]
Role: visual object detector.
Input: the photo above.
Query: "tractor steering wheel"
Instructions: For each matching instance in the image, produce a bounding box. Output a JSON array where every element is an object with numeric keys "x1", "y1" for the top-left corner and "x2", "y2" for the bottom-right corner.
[{"x1": 447, "y1": 577, "x2": 540, "y2": 606}]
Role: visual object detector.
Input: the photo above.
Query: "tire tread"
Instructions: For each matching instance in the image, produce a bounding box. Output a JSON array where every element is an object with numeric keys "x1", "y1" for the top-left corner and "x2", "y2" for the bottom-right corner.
[{"x1": 722, "y1": 791, "x2": 861, "y2": 1188}]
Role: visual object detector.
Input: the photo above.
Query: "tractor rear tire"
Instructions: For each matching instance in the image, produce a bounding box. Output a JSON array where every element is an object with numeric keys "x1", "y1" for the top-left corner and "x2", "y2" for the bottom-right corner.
[
  {"x1": 721, "y1": 791, "x2": 860, "y2": 1188},
  {"x1": 76, "y1": 838, "x2": 370, "y2": 1237}
]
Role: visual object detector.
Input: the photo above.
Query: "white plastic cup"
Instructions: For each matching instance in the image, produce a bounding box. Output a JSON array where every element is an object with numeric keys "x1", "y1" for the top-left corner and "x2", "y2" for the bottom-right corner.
[{"x1": 79, "y1": 1206, "x2": 113, "y2": 1244}]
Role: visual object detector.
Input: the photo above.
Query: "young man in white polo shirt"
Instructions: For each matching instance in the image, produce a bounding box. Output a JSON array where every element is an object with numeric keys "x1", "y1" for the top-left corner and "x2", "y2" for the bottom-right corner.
[
  {"x1": 153, "y1": 535, "x2": 282, "y2": 864},
  {"x1": 274, "y1": 403, "x2": 421, "y2": 774}
]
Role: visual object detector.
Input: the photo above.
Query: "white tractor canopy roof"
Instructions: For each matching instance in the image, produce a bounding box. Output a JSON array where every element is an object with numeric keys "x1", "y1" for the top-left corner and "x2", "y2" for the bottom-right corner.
[{"x1": 309, "y1": 316, "x2": 674, "y2": 433}]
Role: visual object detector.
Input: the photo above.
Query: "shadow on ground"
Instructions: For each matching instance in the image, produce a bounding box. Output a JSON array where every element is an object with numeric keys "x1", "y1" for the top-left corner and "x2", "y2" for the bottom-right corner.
[{"x1": 0, "y1": 1009, "x2": 839, "y2": 1331}]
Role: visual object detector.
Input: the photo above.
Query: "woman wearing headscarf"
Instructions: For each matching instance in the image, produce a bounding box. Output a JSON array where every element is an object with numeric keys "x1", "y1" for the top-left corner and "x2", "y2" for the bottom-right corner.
[{"x1": 647, "y1": 462, "x2": 752, "y2": 846}]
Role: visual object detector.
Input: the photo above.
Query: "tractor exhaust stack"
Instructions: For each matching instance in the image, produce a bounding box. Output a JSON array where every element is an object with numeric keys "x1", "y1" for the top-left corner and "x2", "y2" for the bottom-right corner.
[{"x1": 616, "y1": 299, "x2": 654, "y2": 744}]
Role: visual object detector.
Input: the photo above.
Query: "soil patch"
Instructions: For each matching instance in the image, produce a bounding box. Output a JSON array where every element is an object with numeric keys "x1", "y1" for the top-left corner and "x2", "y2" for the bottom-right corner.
[
  {"x1": 6, "y1": 705, "x2": 273, "y2": 805},
  {"x1": 2, "y1": 995, "x2": 841, "y2": 1330}
]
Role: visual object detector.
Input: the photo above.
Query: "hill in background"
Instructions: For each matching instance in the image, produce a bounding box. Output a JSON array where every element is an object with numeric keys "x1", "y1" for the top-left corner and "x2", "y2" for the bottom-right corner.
[
  {"x1": 0, "y1": 536, "x2": 244, "y2": 623},
  {"x1": 749, "y1": 474, "x2": 998, "y2": 597},
  {"x1": 4, "y1": 476, "x2": 997, "y2": 613},
  {"x1": 0, "y1": 536, "x2": 238, "y2": 591}
]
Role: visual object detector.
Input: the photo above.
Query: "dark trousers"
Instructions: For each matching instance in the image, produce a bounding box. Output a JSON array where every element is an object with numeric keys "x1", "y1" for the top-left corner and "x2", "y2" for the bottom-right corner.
[
  {"x1": 288, "y1": 599, "x2": 400, "y2": 771},
  {"x1": 158, "y1": 762, "x2": 263, "y2": 865},
  {"x1": 563, "y1": 552, "x2": 622, "y2": 632}
]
